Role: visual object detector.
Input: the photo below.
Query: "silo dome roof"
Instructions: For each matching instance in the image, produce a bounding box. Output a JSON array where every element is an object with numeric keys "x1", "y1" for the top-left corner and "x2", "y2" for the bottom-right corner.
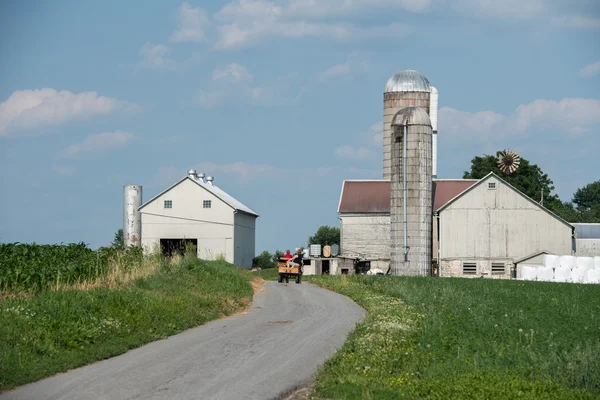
[
  {"x1": 392, "y1": 106, "x2": 431, "y2": 127},
  {"x1": 384, "y1": 70, "x2": 431, "y2": 93}
]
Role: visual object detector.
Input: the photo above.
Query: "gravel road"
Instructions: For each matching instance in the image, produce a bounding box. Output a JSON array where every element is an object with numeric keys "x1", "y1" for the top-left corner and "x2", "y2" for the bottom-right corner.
[{"x1": 1, "y1": 281, "x2": 364, "y2": 400}]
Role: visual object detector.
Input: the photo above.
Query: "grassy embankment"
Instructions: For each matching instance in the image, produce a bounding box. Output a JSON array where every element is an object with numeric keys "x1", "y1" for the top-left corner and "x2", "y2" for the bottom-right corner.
[
  {"x1": 307, "y1": 275, "x2": 600, "y2": 399},
  {"x1": 0, "y1": 243, "x2": 256, "y2": 391}
]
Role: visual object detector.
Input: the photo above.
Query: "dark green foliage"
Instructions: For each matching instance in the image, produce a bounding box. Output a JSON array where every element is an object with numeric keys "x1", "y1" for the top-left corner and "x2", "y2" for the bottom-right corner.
[
  {"x1": 252, "y1": 250, "x2": 276, "y2": 269},
  {"x1": 573, "y1": 181, "x2": 600, "y2": 223},
  {"x1": 0, "y1": 258, "x2": 253, "y2": 391},
  {"x1": 0, "y1": 243, "x2": 143, "y2": 292},
  {"x1": 308, "y1": 276, "x2": 600, "y2": 399},
  {"x1": 111, "y1": 229, "x2": 124, "y2": 249},
  {"x1": 308, "y1": 225, "x2": 340, "y2": 246}
]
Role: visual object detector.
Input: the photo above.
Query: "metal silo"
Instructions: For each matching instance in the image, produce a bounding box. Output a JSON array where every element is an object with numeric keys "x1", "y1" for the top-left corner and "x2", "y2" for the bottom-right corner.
[
  {"x1": 383, "y1": 70, "x2": 431, "y2": 180},
  {"x1": 430, "y1": 86, "x2": 438, "y2": 178},
  {"x1": 123, "y1": 185, "x2": 142, "y2": 247},
  {"x1": 390, "y1": 107, "x2": 432, "y2": 276}
]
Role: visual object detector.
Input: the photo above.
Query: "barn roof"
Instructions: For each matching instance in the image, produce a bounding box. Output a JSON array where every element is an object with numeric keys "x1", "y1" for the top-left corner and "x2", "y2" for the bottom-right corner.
[
  {"x1": 139, "y1": 176, "x2": 259, "y2": 217},
  {"x1": 337, "y1": 179, "x2": 477, "y2": 214}
]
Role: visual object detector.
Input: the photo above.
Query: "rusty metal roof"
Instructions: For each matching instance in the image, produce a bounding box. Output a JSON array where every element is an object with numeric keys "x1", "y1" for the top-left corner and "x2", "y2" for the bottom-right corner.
[
  {"x1": 337, "y1": 179, "x2": 478, "y2": 213},
  {"x1": 337, "y1": 180, "x2": 391, "y2": 213},
  {"x1": 392, "y1": 106, "x2": 431, "y2": 127},
  {"x1": 432, "y1": 179, "x2": 478, "y2": 211}
]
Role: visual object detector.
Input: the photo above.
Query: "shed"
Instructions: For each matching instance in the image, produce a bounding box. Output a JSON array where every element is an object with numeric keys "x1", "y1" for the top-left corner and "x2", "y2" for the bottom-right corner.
[{"x1": 138, "y1": 172, "x2": 258, "y2": 269}]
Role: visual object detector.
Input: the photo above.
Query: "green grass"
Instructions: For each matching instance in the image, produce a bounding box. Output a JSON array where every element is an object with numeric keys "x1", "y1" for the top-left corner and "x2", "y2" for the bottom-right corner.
[
  {"x1": 254, "y1": 267, "x2": 279, "y2": 281},
  {"x1": 0, "y1": 257, "x2": 254, "y2": 391},
  {"x1": 307, "y1": 275, "x2": 600, "y2": 399}
]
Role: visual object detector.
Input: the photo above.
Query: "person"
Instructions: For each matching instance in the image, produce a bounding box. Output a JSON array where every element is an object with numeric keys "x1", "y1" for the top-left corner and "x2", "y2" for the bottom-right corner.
[
  {"x1": 283, "y1": 249, "x2": 293, "y2": 259},
  {"x1": 286, "y1": 248, "x2": 303, "y2": 269}
]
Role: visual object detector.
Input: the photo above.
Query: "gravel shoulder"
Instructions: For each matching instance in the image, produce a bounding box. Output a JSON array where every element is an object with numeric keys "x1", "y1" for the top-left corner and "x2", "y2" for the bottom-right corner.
[{"x1": 1, "y1": 281, "x2": 364, "y2": 400}]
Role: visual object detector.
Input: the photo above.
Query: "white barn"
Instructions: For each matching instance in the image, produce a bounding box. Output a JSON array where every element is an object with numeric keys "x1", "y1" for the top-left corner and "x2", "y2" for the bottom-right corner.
[{"x1": 138, "y1": 170, "x2": 258, "y2": 269}]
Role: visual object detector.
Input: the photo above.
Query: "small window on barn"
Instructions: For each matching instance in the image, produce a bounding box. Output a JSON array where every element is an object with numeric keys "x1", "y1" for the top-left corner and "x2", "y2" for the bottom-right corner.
[
  {"x1": 164, "y1": 200, "x2": 172, "y2": 209},
  {"x1": 203, "y1": 200, "x2": 212, "y2": 208},
  {"x1": 492, "y1": 263, "x2": 505, "y2": 275},
  {"x1": 463, "y1": 263, "x2": 477, "y2": 275},
  {"x1": 488, "y1": 182, "x2": 496, "y2": 190}
]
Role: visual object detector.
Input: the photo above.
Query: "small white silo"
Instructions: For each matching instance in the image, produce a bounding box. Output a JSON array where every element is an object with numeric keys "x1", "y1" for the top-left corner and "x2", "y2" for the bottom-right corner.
[
  {"x1": 123, "y1": 185, "x2": 142, "y2": 247},
  {"x1": 390, "y1": 106, "x2": 432, "y2": 276},
  {"x1": 430, "y1": 86, "x2": 438, "y2": 178}
]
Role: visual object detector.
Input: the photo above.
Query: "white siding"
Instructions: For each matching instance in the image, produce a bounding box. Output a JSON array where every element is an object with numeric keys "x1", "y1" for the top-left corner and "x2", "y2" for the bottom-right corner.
[
  {"x1": 340, "y1": 214, "x2": 390, "y2": 260},
  {"x1": 576, "y1": 239, "x2": 600, "y2": 256},
  {"x1": 438, "y1": 176, "x2": 573, "y2": 277},
  {"x1": 234, "y1": 212, "x2": 256, "y2": 269},
  {"x1": 140, "y1": 179, "x2": 235, "y2": 262}
]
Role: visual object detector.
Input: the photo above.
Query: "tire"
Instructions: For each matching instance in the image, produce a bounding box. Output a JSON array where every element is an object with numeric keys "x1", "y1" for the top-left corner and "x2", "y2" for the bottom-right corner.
[
  {"x1": 296, "y1": 274, "x2": 301, "y2": 284},
  {"x1": 278, "y1": 274, "x2": 283, "y2": 283}
]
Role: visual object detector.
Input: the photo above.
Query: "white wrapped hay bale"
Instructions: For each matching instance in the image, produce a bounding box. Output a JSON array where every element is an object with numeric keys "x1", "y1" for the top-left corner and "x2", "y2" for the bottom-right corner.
[
  {"x1": 559, "y1": 255, "x2": 576, "y2": 269},
  {"x1": 576, "y1": 257, "x2": 594, "y2": 270},
  {"x1": 571, "y1": 267, "x2": 588, "y2": 283},
  {"x1": 519, "y1": 265, "x2": 538, "y2": 281},
  {"x1": 554, "y1": 266, "x2": 572, "y2": 283},
  {"x1": 543, "y1": 254, "x2": 560, "y2": 269},
  {"x1": 585, "y1": 269, "x2": 600, "y2": 284},
  {"x1": 595, "y1": 257, "x2": 600, "y2": 270},
  {"x1": 536, "y1": 266, "x2": 554, "y2": 282}
]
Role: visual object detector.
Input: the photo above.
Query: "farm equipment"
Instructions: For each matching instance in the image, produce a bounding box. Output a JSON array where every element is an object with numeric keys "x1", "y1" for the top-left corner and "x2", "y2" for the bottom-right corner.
[{"x1": 277, "y1": 258, "x2": 302, "y2": 284}]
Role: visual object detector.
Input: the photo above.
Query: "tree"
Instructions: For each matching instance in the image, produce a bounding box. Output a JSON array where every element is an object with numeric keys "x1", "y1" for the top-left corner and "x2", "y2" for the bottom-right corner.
[
  {"x1": 252, "y1": 250, "x2": 276, "y2": 269},
  {"x1": 463, "y1": 152, "x2": 560, "y2": 207},
  {"x1": 573, "y1": 181, "x2": 600, "y2": 222},
  {"x1": 112, "y1": 228, "x2": 124, "y2": 249},
  {"x1": 308, "y1": 225, "x2": 340, "y2": 246}
]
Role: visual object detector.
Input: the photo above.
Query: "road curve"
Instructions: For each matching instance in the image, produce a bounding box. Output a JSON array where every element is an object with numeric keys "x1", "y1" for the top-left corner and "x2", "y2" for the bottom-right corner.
[{"x1": 1, "y1": 281, "x2": 365, "y2": 400}]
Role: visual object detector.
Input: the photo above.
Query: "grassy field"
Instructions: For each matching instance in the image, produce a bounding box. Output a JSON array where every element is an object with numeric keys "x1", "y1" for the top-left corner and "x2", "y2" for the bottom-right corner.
[
  {"x1": 254, "y1": 267, "x2": 279, "y2": 281},
  {"x1": 0, "y1": 254, "x2": 255, "y2": 391},
  {"x1": 307, "y1": 275, "x2": 600, "y2": 399}
]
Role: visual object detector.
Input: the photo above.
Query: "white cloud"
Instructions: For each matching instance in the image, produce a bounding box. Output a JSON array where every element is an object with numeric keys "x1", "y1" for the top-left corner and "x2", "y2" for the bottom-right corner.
[
  {"x1": 368, "y1": 121, "x2": 383, "y2": 146},
  {"x1": 170, "y1": 2, "x2": 210, "y2": 43},
  {"x1": 194, "y1": 161, "x2": 274, "y2": 182},
  {"x1": 578, "y1": 61, "x2": 600, "y2": 78},
  {"x1": 213, "y1": 0, "x2": 412, "y2": 49},
  {"x1": 196, "y1": 64, "x2": 300, "y2": 108},
  {"x1": 212, "y1": 63, "x2": 254, "y2": 82},
  {"x1": 137, "y1": 43, "x2": 176, "y2": 70},
  {"x1": 52, "y1": 165, "x2": 76, "y2": 177},
  {"x1": 60, "y1": 131, "x2": 136, "y2": 159},
  {"x1": 318, "y1": 63, "x2": 351, "y2": 81},
  {"x1": 335, "y1": 145, "x2": 376, "y2": 160},
  {"x1": 552, "y1": 15, "x2": 600, "y2": 30},
  {"x1": 440, "y1": 97, "x2": 600, "y2": 139},
  {"x1": 452, "y1": 0, "x2": 549, "y2": 20},
  {"x1": 0, "y1": 89, "x2": 140, "y2": 137}
]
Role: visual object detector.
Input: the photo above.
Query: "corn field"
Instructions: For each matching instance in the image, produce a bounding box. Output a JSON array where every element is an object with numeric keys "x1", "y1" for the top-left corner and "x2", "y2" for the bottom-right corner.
[{"x1": 0, "y1": 243, "x2": 143, "y2": 292}]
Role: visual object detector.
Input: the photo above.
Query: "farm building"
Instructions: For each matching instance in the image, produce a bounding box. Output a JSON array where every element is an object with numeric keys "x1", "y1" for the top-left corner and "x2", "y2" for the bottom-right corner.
[
  {"x1": 336, "y1": 172, "x2": 575, "y2": 278},
  {"x1": 137, "y1": 169, "x2": 258, "y2": 269},
  {"x1": 572, "y1": 223, "x2": 600, "y2": 256}
]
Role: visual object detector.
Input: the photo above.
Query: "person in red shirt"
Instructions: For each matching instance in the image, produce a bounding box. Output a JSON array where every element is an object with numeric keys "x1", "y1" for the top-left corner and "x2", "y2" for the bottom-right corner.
[{"x1": 283, "y1": 249, "x2": 293, "y2": 259}]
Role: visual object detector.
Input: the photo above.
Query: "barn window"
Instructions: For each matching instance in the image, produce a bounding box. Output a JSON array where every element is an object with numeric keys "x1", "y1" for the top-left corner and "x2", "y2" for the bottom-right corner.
[
  {"x1": 492, "y1": 263, "x2": 505, "y2": 275},
  {"x1": 164, "y1": 200, "x2": 172, "y2": 209},
  {"x1": 203, "y1": 200, "x2": 212, "y2": 208},
  {"x1": 462, "y1": 263, "x2": 477, "y2": 275},
  {"x1": 488, "y1": 182, "x2": 496, "y2": 190}
]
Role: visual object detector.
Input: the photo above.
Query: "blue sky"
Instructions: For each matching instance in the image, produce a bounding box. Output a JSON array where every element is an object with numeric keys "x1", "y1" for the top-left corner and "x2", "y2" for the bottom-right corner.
[{"x1": 1, "y1": 0, "x2": 599, "y2": 253}]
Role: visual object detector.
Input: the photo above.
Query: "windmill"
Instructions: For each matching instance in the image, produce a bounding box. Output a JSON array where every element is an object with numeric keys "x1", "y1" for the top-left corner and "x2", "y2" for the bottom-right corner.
[{"x1": 497, "y1": 149, "x2": 520, "y2": 180}]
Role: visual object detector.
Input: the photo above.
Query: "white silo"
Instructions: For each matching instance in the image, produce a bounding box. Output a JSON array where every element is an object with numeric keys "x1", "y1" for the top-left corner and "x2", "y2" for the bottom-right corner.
[
  {"x1": 430, "y1": 86, "x2": 438, "y2": 178},
  {"x1": 123, "y1": 185, "x2": 142, "y2": 247},
  {"x1": 390, "y1": 107, "x2": 432, "y2": 276},
  {"x1": 383, "y1": 70, "x2": 431, "y2": 180}
]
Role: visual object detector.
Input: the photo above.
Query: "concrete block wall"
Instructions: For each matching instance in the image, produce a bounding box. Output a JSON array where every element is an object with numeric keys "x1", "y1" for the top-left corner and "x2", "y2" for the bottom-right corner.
[
  {"x1": 383, "y1": 92, "x2": 430, "y2": 179},
  {"x1": 440, "y1": 258, "x2": 512, "y2": 279}
]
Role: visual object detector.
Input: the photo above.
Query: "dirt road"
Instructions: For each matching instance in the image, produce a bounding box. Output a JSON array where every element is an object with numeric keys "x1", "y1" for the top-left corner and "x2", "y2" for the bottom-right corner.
[{"x1": 1, "y1": 281, "x2": 364, "y2": 400}]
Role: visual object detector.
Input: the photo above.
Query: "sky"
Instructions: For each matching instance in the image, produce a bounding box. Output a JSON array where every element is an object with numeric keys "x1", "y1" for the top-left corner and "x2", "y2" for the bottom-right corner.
[{"x1": 1, "y1": 0, "x2": 599, "y2": 253}]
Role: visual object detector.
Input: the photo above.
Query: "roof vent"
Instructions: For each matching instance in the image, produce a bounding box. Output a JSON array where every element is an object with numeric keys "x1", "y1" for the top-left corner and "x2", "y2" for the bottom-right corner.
[
  {"x1": 187, "y1": 169, "x2": 197, "y2": 179},
  {"x1": 198, "y1": 172, "x2": 206, "y2": 183},
  {"x1": 206, "y1": 176, "x2": 214, "y2": 185}
]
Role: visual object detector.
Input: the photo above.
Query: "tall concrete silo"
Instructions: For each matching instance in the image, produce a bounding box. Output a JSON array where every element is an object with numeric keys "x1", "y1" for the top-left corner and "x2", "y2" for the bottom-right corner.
[
  {"x1": 430, "y1": 86, "x2": 438, "y2": 178},
  {"x1": 123, "y1": 185, "x2": 142, "y2": 247},
  {"x1": 390, "y1": 107, "x2": 432, "y2": 276},
  {"x1": 383, "y1": 70, "x2": 431, "y2": 180}
]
